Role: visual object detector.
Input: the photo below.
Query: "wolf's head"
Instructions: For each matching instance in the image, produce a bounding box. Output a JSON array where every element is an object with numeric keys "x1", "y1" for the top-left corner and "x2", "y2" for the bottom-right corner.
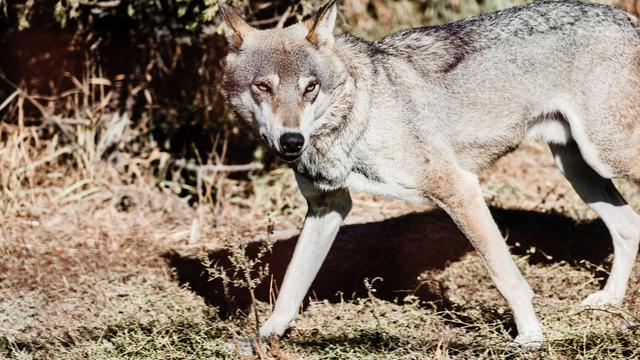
[{"x1": 221, "y1": 1, "x2": 350, "y2": 162}]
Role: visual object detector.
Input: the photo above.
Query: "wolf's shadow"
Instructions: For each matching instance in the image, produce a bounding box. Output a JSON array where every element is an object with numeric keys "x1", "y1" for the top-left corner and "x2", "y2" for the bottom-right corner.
[{"x1": 166, "y1": 208, "x2": 611, "y2": 317}]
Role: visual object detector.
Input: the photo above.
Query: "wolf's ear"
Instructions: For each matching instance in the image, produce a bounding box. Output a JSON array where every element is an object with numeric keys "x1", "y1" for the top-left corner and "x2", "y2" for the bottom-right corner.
[
  {"x1": 219, "y1": 3, "x2": 255, "y2": 50},
  {"x1": 305, "y1": 0, "x2": 338, "y2": 48}
]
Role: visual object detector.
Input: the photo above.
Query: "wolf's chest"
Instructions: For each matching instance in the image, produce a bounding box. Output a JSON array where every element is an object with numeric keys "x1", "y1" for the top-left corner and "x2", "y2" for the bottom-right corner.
[{"x1": 344, "y1": 170, "x2": 426, "y2": 204}]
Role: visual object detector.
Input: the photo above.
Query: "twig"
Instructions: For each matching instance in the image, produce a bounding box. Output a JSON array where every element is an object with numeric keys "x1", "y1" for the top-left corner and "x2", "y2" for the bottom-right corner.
[
  {"x1": 571, "y1": 306, "x2": 639, "y2": 324},
  {"x1": 275, "y1": 6, "x2": 293, "y2": 29},
  {"x1": 78, "y1": 0, "x2": 121, "y2": 8},
  {"x1": 174, "y1": 159, "x2": 263, "y2": 173},
  {"x1": 44, "y1": 116, "x2": 92, "y2": 127},
  {"x1": 249, "y1": 6, "x2": 295, "y2": 29},
  {"x1": 0, "y1": 90, "x2": 20, "y2": 111},
  {"x1": 364, "y1": 277, "x2": 384, "y2": 329},
  {"x1": 0, "y1": 71, "x2": 49, "y2": 118}
]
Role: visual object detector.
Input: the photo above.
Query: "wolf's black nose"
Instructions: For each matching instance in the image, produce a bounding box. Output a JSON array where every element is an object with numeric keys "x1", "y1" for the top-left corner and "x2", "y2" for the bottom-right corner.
[{"x1": 280, "y1": 133, "x2": 305, "y2": 154}]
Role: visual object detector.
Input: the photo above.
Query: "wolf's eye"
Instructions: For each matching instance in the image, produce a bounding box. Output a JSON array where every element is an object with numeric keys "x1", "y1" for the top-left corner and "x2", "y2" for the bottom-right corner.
[
  {"x1": 305, "y1": 82, "x2": 318, "y2": 94},
  {"x1": 254, "y1": 83, "x2": 271, "y2": 93}
]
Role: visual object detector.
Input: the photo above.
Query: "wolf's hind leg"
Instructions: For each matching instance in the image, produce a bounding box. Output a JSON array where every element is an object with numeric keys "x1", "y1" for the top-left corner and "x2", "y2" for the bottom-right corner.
[{"x1": 550, "y1": 142, "x2": 640, "y2": 306}]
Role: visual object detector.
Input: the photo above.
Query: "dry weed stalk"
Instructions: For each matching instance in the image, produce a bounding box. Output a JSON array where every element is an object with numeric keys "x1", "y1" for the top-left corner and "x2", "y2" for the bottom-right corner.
[
  {"x1": 364, "y1": 277, "x2": 384, "y2": 329},
  {"x1": 199, "y1": 218, "x2": 276, "y2": 346}
]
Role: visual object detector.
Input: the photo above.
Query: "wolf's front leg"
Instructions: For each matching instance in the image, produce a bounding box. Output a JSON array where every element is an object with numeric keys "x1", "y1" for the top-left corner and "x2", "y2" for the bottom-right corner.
[
  {"x1": 425, "y1": 165, "x2": 543, "y2": 346},
  {"x1": 259, "y1": 175, "x2": 351, "y2": 339}
]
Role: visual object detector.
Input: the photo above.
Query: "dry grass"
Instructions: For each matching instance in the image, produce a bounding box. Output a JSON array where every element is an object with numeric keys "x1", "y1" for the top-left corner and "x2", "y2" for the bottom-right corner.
[
  {"x1": 3, "y1": 1, "x2": 640, "y2": 359},
  {"x1": 2, "y1": 138, "x2": 640, "y2": 359},
  {"x1": 2, "y1": 75, "x2": 640, "y2": 358}
]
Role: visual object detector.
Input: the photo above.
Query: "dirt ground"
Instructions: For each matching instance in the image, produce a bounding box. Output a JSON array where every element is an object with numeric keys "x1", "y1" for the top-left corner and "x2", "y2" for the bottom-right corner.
[{"x1": 2, "y1": 140, "x2": 640, "y2": 359}]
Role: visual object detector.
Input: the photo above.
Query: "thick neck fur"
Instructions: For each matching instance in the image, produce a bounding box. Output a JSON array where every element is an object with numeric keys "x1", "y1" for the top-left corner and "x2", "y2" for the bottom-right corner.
[
  {"x1": 292, "y1": 35, "x2": 375, "y2": 191},
  {"x1": 291, "y1": 31, "x2": 458, "y2": 190}
]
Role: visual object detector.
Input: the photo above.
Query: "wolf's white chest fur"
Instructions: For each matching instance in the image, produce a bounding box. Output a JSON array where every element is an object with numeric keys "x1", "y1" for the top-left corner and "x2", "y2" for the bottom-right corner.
[{"x1": 344, "y1": 170, "x2": 426, "y2": 204}]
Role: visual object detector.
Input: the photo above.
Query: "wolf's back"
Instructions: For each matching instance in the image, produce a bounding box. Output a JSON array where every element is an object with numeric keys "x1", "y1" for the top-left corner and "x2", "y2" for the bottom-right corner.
[{"x1": 344, "y1": 0, "x2": 640, "y2": 75}]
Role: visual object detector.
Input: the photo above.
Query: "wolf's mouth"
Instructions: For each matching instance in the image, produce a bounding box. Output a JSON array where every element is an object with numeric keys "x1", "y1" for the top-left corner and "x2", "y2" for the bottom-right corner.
[{"x1": 278, "y1": 152, "x2": 302, "y2": 162}]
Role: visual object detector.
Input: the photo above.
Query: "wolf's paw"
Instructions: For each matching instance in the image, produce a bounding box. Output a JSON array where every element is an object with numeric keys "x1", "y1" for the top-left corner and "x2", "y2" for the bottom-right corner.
[
  {"x1": 258, "y1": 318, "x2": 291, "y2": 340},
  {"x1": 580, "y1": 290, "x2": 622, "y2": 307},
  {"x1": 513, "y1": 332, "x2": 544, "y2": 349}
]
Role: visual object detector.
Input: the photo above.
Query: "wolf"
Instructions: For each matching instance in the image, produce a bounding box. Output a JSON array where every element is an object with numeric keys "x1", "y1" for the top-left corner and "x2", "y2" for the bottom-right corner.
[{"x1": 220, "y1": 0, "x2": 640, "y2": 345}]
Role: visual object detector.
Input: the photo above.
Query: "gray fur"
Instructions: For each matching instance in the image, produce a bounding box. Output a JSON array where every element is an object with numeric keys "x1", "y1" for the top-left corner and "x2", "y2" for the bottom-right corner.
[{"x1": 222, "y1": 0, "x2": 640, "y2": 346}]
